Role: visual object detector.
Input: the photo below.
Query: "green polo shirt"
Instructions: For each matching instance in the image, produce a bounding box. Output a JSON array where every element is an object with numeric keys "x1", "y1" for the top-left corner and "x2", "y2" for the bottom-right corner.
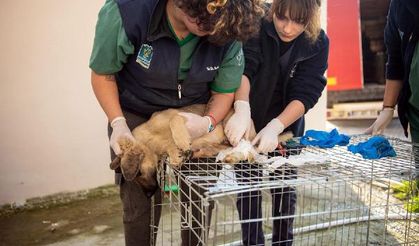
[{"x1": 89, "y1": 0, "x2": 243, "y2": 93}]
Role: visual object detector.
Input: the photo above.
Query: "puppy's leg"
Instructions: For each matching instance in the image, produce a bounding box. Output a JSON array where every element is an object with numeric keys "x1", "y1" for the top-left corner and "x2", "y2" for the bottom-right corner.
[
  {"x1": 170, "y1": 115, "x2": 192, "y2": 152},
  {"x1": 192, "y1": 143, "x2": 231, "y2": 158},
  {"x1": 223, "y1": 152, "x2": 247, "y2": 164}
]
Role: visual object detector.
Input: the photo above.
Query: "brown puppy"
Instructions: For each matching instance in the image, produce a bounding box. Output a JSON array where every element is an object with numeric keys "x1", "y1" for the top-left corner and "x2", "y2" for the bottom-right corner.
[{"x1": 110, "y1": 104, "x2": 257, "y2": 192}]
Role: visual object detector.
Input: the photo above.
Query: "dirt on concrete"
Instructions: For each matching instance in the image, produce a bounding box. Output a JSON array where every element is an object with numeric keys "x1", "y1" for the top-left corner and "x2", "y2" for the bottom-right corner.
[{"x1": 0, "y1": 185, "x2": 124, "y2": 246}]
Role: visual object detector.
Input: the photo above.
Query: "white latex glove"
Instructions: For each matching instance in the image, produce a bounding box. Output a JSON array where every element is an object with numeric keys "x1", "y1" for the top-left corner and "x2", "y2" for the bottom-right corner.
[
  {"x1": 110, "y1": 117, "x2": 135, "y2": 155},
  {"x1": 252, "y1": 118, "x2": 285, "y2": 153},
  {"x1": 178, "y1": 112, "x2": 211, "y2": 139},
  {"x1": 224, "y1": 100, "x2": 252, "y2": 146},
  {"x1": 364, "y1": 108, "x2": 394, "y2": 135}
]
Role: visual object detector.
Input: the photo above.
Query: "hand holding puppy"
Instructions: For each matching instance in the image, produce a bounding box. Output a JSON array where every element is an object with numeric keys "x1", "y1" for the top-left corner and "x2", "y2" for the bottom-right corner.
[{"x1": 252, "y1": 118, "x2": 285, "y2": 153}]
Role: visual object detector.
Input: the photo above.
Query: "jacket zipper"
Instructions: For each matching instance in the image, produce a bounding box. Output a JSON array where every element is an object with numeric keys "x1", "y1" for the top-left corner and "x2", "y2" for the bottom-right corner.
[
  {"x1": 283, "y1": 53, "x2": 321, "y2": 103},
  {"x1": 177, "y1": 82, "x2": 182, "y2": 99},
  {"x1": 288, "y1": 53, "x2": 319, "y2": 78}
]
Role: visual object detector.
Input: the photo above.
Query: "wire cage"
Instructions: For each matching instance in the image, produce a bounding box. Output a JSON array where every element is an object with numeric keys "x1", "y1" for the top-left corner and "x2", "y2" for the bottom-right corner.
[{"x1": 151, "y1": 135, "x2": 419, "y2": 245}]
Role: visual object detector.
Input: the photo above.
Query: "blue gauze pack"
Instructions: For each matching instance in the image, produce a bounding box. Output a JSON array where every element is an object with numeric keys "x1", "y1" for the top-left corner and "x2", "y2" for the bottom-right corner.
[
  {"x1": 300, "y1": 129, "x2": 350, "y2": 148},
  {"x1": 347, "y1": 136, "x2": 396, "y2": 159}
]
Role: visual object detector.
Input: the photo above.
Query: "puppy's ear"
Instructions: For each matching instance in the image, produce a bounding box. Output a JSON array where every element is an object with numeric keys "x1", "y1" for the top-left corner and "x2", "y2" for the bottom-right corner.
[
  {"x1": 120, "y1": 146, "x2": 145, "y2": 181},
  {"x1": 109, "y1": 156, "x2": 121, "y2": 170}
]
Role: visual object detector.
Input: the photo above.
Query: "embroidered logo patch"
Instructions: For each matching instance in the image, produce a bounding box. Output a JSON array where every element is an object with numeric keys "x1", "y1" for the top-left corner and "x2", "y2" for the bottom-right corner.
[{"x1": 136, "y1": 44, "x2": 153, "y2": 69}]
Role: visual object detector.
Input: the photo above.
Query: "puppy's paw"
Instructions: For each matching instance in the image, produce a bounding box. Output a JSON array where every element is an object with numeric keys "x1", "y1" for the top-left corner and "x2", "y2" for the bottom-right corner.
[
  {"x1": 167, "y1": 145, "x2": 192, "y2": 168},
  {"x1": 223, "y1": 152, "x2": 246, "y2": 164},
  {"x1": 168, "y1": 149, "x2": 185, "y2": 168},
  {"x1": 174, "y1": 137, "x2": 191, "y2": 153}
]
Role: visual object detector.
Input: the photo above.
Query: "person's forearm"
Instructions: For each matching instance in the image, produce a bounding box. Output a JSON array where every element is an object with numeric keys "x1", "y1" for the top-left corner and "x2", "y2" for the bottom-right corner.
[
  {"x1": 91, "y1": 70, "x2": 123, "y2": 122},
  {"x1": 383, "y1": 79, "x2": 403, "y2": 107},
  {"x1": 276, "y1": 100, "x2": 305, "y2": 128},
  {"x1": 205, "y1": 91, "x2": 235, "y2": 124},
  {"x1": 234, "y1": 75, "x2": 251, "y2": 101}
]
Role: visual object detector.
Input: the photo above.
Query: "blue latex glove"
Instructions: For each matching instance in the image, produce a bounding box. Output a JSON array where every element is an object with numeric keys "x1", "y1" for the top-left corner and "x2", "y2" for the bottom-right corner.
[
  {"x1": 348, "y1": 136, "x2": 396, "y2": 159},
  {"x1": 300, "y1": 129, "x2": 350, "y2": 148}
]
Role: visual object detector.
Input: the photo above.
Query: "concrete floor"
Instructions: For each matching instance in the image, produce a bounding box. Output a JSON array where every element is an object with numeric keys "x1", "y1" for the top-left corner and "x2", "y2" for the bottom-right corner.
[
  {"x1": 0, "y1": 185, "x2": 124, "y2": 246},
  {"x1": 0, "y1": 119, "x2": 412, "y2": 246}
]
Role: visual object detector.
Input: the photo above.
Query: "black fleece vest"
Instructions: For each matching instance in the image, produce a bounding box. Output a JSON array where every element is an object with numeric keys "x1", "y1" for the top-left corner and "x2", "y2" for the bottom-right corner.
[{"x1": 116, "y1": 0, "x2": 230, "y2": 115}]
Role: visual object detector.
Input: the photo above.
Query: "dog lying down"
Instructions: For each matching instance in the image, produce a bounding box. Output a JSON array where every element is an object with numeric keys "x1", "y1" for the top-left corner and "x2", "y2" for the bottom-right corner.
[{"x1": 109, "y1": 104, "x2": 292, "y2": 192}]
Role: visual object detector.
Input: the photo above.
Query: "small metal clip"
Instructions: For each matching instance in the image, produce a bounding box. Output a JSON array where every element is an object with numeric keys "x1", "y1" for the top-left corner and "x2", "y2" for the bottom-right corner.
[{"x1": 178, "y1": 84, "x2": 182, "y2": 99}]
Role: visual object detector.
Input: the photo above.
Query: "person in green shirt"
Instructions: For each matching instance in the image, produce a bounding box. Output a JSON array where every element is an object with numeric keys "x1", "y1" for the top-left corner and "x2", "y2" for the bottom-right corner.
[{"x1": 89, "y1": 0, "x2": 264, "y2": 245}]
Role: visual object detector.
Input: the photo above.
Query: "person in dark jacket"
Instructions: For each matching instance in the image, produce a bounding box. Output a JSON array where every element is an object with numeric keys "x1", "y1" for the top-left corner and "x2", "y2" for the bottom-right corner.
[
  {"x1": 224, "y1": 0, "x2": 329, "y2": 245},
  {"x1": 365, "y1": 0, "x2": 419, "y2": 141},
  {"x1": 89, "y1": 0, "x2": 264, "y2": 245}
]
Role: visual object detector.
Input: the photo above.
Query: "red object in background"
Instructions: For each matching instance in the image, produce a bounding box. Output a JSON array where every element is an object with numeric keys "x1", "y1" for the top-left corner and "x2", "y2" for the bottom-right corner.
[{"x1": 327, "y1": 0, "x2": 364, "y2": 91}]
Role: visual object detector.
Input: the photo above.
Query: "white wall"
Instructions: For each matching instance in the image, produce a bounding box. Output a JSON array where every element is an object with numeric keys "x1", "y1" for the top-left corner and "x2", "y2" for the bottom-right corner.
[
  {"x1": 305, "y1": 0, "x2": 328, "y2": 131},
  {"x1": 0, "y1": 0, "x2": 113, "y2": 205}
]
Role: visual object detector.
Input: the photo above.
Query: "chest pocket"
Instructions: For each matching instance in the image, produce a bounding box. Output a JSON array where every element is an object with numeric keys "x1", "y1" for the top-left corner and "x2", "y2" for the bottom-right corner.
[
  {"x1": 132, "y1": 39, "x2": 180, "y2": 90},
  {"x1": 131, "y1": 38, "x2": 226, "y2": 97}
]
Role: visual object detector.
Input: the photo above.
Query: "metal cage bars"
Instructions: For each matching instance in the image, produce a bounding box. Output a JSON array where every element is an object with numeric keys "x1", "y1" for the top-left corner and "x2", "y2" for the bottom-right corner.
[{"x1": 151, "y1": 135, "x2": 419, "y2": 245}]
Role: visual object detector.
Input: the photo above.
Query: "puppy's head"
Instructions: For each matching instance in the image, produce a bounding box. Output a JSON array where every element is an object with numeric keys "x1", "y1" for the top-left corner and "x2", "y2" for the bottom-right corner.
[{"x1": 109, "y1": 138, "x2": 144, "y2": 181}]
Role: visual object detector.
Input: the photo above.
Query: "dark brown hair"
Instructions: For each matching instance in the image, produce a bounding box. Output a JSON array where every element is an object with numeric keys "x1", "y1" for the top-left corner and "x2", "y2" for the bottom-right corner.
[
  {"x1": 268, "y1": 0, "x2": 321, "y2": 43},
  {"x1": 173, "y1": 0, "x2": 265, "y2": 45}
]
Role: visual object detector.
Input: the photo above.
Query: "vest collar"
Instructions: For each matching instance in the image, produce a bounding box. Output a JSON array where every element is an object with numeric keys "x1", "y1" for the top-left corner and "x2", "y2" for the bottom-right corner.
[
  {"x1": 146, "y1": 0, "x2": 212, "y2": 44},
  {"x1": 147, "y1": 0, "x2": 173, "y2": 42}
]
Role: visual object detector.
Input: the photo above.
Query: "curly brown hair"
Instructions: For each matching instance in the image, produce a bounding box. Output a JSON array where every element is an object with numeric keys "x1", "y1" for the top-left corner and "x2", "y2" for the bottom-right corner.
[
  {"x1": 173, "y1": 0, "x2": 265, "y2": 45},
  {"x1": 268, "y1": 0, "x2": 322, "y2": 43}
]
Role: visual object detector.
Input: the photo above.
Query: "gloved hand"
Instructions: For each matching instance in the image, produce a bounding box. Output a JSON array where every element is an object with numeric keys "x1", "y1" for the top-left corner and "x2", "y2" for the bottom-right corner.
[
  {"x1": 110, "y1": 117, "x2": 135, "y2": 155},
  {"x1": 224, "y1": 100, "x2": 252, "y2": 146},
  {"x1": 364, "y1": 108, "x2": 394, "y2": 135},
  {"x1": 178, "y1": 112, "x2": 211, "y2": 139},
  {"x1": 252, "y1": 118, "x2": 285, "y2": 153}
]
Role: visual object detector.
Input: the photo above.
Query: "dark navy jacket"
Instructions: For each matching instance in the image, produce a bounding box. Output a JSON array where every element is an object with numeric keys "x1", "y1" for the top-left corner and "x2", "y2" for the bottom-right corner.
[
  {"x1": 244, "y1": 19, "x2": 329, "y2": 136},
  {"x1": 385, "y1": 0, "x2": 419, "y2": 136},
  {"x1": 115, "y1": 0, "x2": 231, "y2": 116}
]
